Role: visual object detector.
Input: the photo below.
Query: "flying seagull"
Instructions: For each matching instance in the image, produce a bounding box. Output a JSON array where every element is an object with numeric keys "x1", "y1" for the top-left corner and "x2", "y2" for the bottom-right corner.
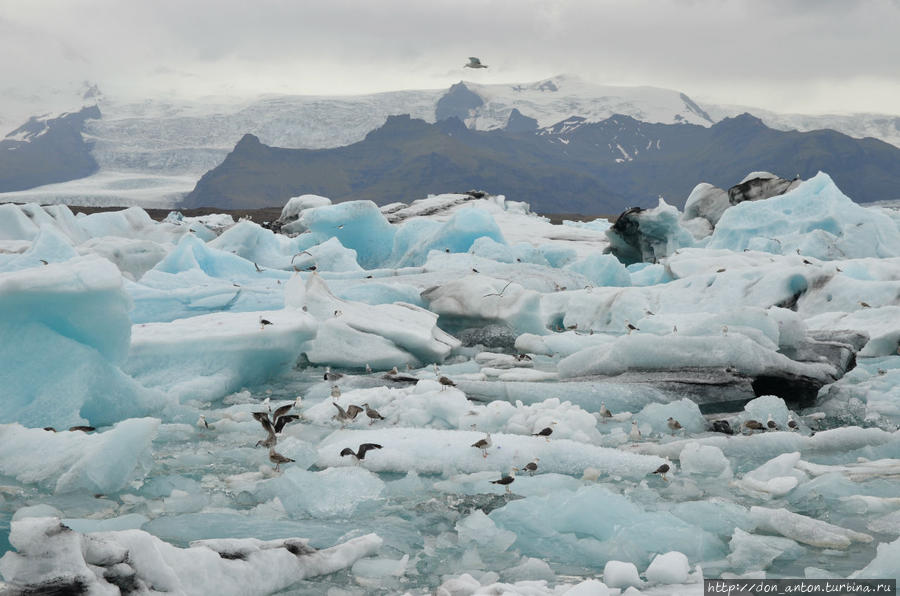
[
  {"x1": 483, "y1": 281, "x2": 512, "y2": 298},
  {"x1": 340, "y1": 443, "x2": 383, "y2": 462},
  {"x1": 464, "y1": 57, "x2": 488, "y2": 69}
]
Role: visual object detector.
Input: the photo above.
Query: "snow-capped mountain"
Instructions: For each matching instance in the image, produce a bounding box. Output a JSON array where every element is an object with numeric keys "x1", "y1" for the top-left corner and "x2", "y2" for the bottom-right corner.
[{"x1": 1, "y1": 74, "x2": 899, "y2": 208}]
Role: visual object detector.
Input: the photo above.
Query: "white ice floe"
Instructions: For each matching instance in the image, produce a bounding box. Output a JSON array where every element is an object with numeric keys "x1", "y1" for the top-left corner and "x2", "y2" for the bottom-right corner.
[{"x1": 0, "y1": 516, "x2": 381, "y2": 596}]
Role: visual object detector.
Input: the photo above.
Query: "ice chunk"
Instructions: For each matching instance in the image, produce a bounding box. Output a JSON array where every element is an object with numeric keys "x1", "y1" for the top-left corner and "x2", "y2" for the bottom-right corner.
[
  {"x1": 606, "y1": 199, "x2": 696, "y2": 265},
  {"x1": 709, "y1": 173, "x2": 900, "y2": 259},
  {"x1": 296, "y1": 274, "x2": 459, "y2": 366},
  {"x1": 456, "y1": 510, "x2": 517, "y2": 552},
  {"x1": 0, "y1": 257, "x2": 174, "y2": 427},
  {"x1": 392, "y1": 207, "x2": 505, "y2": 267},
  {"x1": 301, "y1": 200, "x2": 396, "y2": 269},
  {"x1": 603, "y1": 560, "x2": 642, "y2": 589},
  {"x1": 422, "y1": 274, "x2": 545, "y2": 335},
  {"x1": 0, "y1": 418, "x2": 159, "y2": 494},
  {"x1": 728, "y1": 528, "x2": 805, "y2": 572},
  {"x1": 645, "y1": 551, "x2": 690, "y2": 584},
  {"x1": 258, "y1": 466, "x2": 384, "y2": 518},
  {"x1": 749, "y1": 506, "x2": 872, "y2": 548},
  {"x1": 0, "y1": 516, "x2": 382, "y2": 595},
  {"x1": 679, "y1": 443, "x2": 732, "y2": 479},
  {"x1": 735, "y1": 452, "x2": 806, "y2": 498},
  {"x1": 852, "y1": 535, "x2": 900, "y2": 581},
  {"x1": 125, "y1": 309, "x2": 316, "y2": 402},
  {"x1": 565, "y1": 253, "x2": 631, "y2": 287}
]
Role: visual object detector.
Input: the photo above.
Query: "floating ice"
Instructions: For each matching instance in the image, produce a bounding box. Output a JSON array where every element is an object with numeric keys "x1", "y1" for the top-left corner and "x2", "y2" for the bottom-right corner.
[
  {"x1": 644, "y1": 551, "x2": 690, "y2": 585},
  {"x1": 0, "y1": 418, "x2": 158, "y2": 494},
  {"x1": 0, "y1": 516, "x2": 381, "y2": 595}
]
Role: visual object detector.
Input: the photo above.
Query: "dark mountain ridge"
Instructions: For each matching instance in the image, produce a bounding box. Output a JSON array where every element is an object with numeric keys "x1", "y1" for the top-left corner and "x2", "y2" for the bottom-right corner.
[{"x1": 182, "y1": 111, "x2": 900, "y2": 214}]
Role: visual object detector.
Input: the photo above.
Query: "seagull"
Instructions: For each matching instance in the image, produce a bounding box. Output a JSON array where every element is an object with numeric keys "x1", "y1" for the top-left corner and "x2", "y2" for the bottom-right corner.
[
  {"x1": 651, "y1": 459, "x2": 671, "y2": 481},
  {"x1": 483, "y1": 281, "x2": 513, "y2": 298},
  {"x1": 533, "y1": 422, "x2": 557, "y2": 442},
  {"x1": 522, "y1": 458, "x2": 540, "y2": 476},
  {"x1": 254, "y1": 262, "x2": 264, "y2": 272},
  {"x1": 625, "y1": 321, "x2": 639, "y2": 334},
  {"x1": 439, "y1": 376, "x2": 456, "y2": 390},
  {"x1": 721, "y1": 325, "x2": 728, "y2": 336},
  {"x1": 366, "y1": 363, "x2": 372, "y2": 373},
  {"x1": 464, "y1": 56, "x2": 488, "y2": 69},
  {"x1": 766, "y1": 414, "x2": 778, "y2": 431},
  {"x1": 787, "y1": 414, "x2": 799, "y2": 431},
  {"x1": 743, "y1": 419, "x2": 765, "y2": 432},
  {"x1": 340, "y1": 443, "x2": 383, "y2": 462},
  {"x1": 859, "y1": 301, "x2": 871, "y2": 308},
  {"x1": 362, "y1": 403, "x2": 385, "y2": 424},
  {"x1": 471, "y1": 432, "x2": 492, "y2": 458},
  {"x1": 39, "y1": 259, "x2": 48, "y2": 265},
  {"x1": 293, "y1": 395, "x2": 303, "y2": 411},
  {"x1": 332, "y1": 403, "x2": 364, "y2": 426},
  {"x1": 324, "y1": 366, "x2": 343, "y2": 382},
  {"x1": 197, "y1": 415, "x2": 210, "y2": 430},
  {"x1": 331, "y1": 385, "x2": 342, "y2": 401},
  {"x1": 260, "y1": 318, "x2": 273, "y2": 330},
  {"x1": 491, "y1": 468, "x2": 518, "y2": 493},
  {"x1": 268, "y1": 448, "x2": 294, "y2": 472},
  {"x1": 716, "y1": 268, "x2": 726, "y2": 273},
  {"x1": 599, "y1": 402, "x2": 613, "y2": 421},
  {"x1": 667, "y1": 417, "x2": 683, "y2": 435},
  {"x1": 629, "y1": 420, "x2": 642, "y2": 442}
]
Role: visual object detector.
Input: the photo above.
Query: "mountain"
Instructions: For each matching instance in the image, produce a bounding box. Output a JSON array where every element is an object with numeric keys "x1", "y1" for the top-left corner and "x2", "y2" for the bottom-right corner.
[
  {"x1": 2, "y1": 75, "x2": 899, "y2": 208},
  {"x1": 0, "y1": 106, "x2": 101, "y2": 192},
  {"x1": 182, "y1": 112, "x2": 900, "y2": 213}
]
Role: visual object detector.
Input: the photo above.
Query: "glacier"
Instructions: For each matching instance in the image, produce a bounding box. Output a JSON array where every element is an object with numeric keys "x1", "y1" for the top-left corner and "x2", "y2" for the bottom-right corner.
[{"x1": 2, "y1": 173, "x2": 900, "y2": 594}]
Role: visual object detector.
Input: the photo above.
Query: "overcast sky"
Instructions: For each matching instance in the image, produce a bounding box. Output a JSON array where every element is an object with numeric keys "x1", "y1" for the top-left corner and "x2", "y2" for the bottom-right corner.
[{"x1": 1, "y1": 0, "x2": 899, "y2": 116}]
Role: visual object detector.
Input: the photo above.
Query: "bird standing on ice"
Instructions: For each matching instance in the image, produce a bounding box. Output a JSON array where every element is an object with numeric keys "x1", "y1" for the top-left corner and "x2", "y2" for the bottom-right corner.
[
  {"x1": 599, "y1": 402, "x2": 613, "y2": 421},
  {"x1": 651, "y1": 458, "x2": 671, "y2": 481},
  {"x1": 464, "y1": 57, "x2": 488, "y2": 69},
  {"x1": 491, "y1": 467, "x2": 518, "y2": 493},
  {"x1": 363, "y1": 403, "x2": 385, "y2": 424},
  {"x1": 667, "y1": 417, "x2": 683, "y2": 435},
  {"x1": 522, "y1": 458, "x2": 540, "y2": 476},
  {"x1": 268, "y1": 448, "x2": 294, "y2": 472},
  {"x1": 471, "y1": 432, "x2": 492, "y2": 458},
  {"x1": 630, "y1": 420, "x2": 642, "y2": 443}
]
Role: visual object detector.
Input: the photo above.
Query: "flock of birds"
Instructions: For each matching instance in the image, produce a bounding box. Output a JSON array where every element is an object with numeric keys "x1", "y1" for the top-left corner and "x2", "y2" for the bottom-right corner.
[{"x1": 187, "y1": 353, "x2": 809, "y2": 495}]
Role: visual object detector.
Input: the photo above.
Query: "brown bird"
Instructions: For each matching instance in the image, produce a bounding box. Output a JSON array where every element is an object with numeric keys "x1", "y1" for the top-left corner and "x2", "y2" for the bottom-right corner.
[
  {"x1": 787, "y1": 414, "x2": 799, "y2": 431},
  {"x1": 268, "y1": 448, "x2": 294, "y2": 472},
  {"x1": 766, "y1": 414, "x2": 778, "y2": 431},
  {"x1": 666, "y1": 417, "x2": 682, "y2": 435},
  {"x1": 490, "y1": 467, "x2": 518, "y2": 493},
  {"x1": 439, "y1": 376, "x2": 456, "y2": 390},
  {"x1": 340, "y1": 443, "x2": 383, "y2": 462},
  {"x1": 332, "y1": 402, "x2": 363, "y2": 426},
  {"x1": 859, "y1": 301, "x2": 871, "y2": 308},
  {"x1": 471, "y1": 433, "x2": 492, "y2": 458},
  {"x1": 68, "y1": 426, "x2": 96, "y2": 432},
  {"x1": 533, "y1": 422, "x2": 557, "y2": 441},
  {"x1": 362, "y1": 403, "x2": 385, "y2": 424},
  {"x1": 743, "y1": 419, "x2": 765, "y2": 432}
]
